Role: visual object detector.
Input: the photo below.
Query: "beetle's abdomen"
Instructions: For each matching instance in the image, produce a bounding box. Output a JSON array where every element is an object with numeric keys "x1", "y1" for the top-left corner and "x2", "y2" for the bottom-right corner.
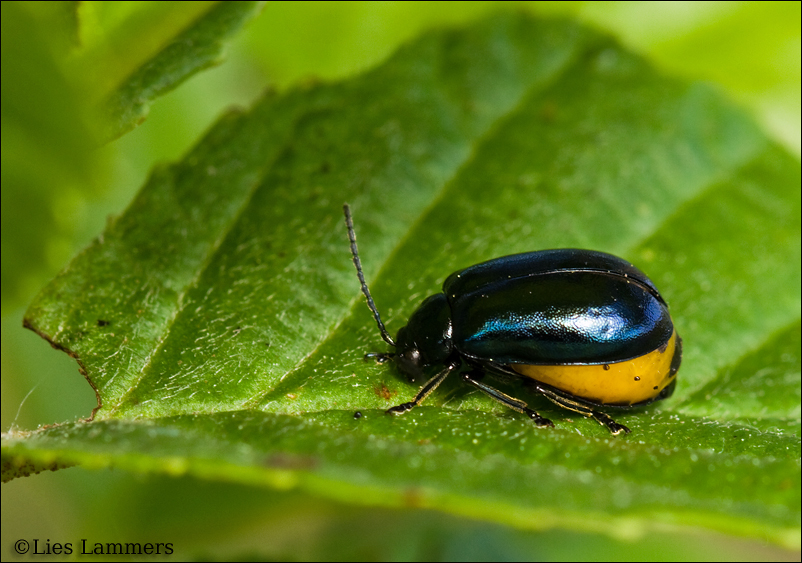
[
  {"x1": 512, "y1": 331, "x2": 679, "y2": 405},
  {"x1": 450, "y1": 272, "x2": 673, "y2": 365}
]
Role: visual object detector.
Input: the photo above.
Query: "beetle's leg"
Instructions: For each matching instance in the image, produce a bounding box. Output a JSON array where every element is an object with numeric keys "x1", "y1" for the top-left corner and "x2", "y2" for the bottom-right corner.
[
  {"x1": 535, "y1": 385, "x2": 630, "y2": 435},
  {"x1": 386, "y1": 362, "x2": 457, "y2": 415},
  {"x1": 461, "y1": 371, "x2": 553, "y2": 428}
]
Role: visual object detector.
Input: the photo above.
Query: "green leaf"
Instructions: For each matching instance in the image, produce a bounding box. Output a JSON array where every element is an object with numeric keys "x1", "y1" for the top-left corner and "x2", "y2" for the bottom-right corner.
[
  {"x1": 83, "y1": 1, "x2": 265, "y2": 140},
  {"x1": 6, "y1": 13, "x2": 800, "y2": 546},
  {"x1": 0, "y1": 2, "x2": 264, "y2": 312},
  {"x1": 1, "y1": 1, "x2": 97, "y2": 312}
]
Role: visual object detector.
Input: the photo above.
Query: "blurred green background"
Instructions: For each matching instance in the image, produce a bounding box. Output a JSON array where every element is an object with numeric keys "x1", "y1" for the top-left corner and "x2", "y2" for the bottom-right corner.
[{"x1": 2, "y1": 1, "x2": 799, "y2": 560}]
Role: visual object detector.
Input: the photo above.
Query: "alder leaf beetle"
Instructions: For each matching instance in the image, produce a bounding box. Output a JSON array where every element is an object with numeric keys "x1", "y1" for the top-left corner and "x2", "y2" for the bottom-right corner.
[{"x1": 343, "y1": 204, "x2": 681, "y2": 435}]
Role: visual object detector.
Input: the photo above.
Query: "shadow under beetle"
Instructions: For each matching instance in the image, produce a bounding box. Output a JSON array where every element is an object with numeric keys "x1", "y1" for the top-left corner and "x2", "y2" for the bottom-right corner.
[{"x1": 344, "y1": 204, "x2": 681, "y2": 435}]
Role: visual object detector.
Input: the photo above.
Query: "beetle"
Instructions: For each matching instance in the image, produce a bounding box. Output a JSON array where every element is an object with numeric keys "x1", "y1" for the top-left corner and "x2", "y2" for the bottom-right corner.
[{"x1": 343, "y1": 204, "x2": 681, "y2": 434}]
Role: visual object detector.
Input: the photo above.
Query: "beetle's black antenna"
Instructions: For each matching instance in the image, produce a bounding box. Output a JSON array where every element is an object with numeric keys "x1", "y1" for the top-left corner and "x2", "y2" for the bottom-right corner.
[{"x1": 343, "y1": 204, "x2": 396, "y2": 347}]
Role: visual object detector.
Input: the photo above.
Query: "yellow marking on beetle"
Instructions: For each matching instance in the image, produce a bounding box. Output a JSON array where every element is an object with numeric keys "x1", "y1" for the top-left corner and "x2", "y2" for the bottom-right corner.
[{"x1": 511, "y1": 331, "x2": 678, "y2": 405}]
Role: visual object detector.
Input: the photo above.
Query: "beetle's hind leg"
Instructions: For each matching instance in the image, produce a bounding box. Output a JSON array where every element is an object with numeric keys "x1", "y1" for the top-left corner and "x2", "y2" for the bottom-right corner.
[
  {"x1": 386, "y1": 362, "x2": 457, "y2": 415},
  {"x1": 461, "y1": 370, "x2": 553, "y2": 428},
  {"x1": 535, "y1": 385, "x2": 630, "y2": 435}
]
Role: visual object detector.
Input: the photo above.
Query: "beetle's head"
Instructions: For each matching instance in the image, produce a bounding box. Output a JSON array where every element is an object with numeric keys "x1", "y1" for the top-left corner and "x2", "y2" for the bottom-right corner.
[
  {"x1": 394, "y1": 294, "x2": 453, "y2": 383},
  {"x1": 343, "y1": 205, "x2": 453, "y2": 383},
  {"x1": 394, "y1": 327, "x2": 425, "y2": 381}
]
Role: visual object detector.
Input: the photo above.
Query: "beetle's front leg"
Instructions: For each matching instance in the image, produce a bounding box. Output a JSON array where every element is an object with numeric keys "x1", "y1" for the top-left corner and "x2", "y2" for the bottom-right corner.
[{"x1": 386, "y1": 361, "x2": 459, "y2": 415}]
